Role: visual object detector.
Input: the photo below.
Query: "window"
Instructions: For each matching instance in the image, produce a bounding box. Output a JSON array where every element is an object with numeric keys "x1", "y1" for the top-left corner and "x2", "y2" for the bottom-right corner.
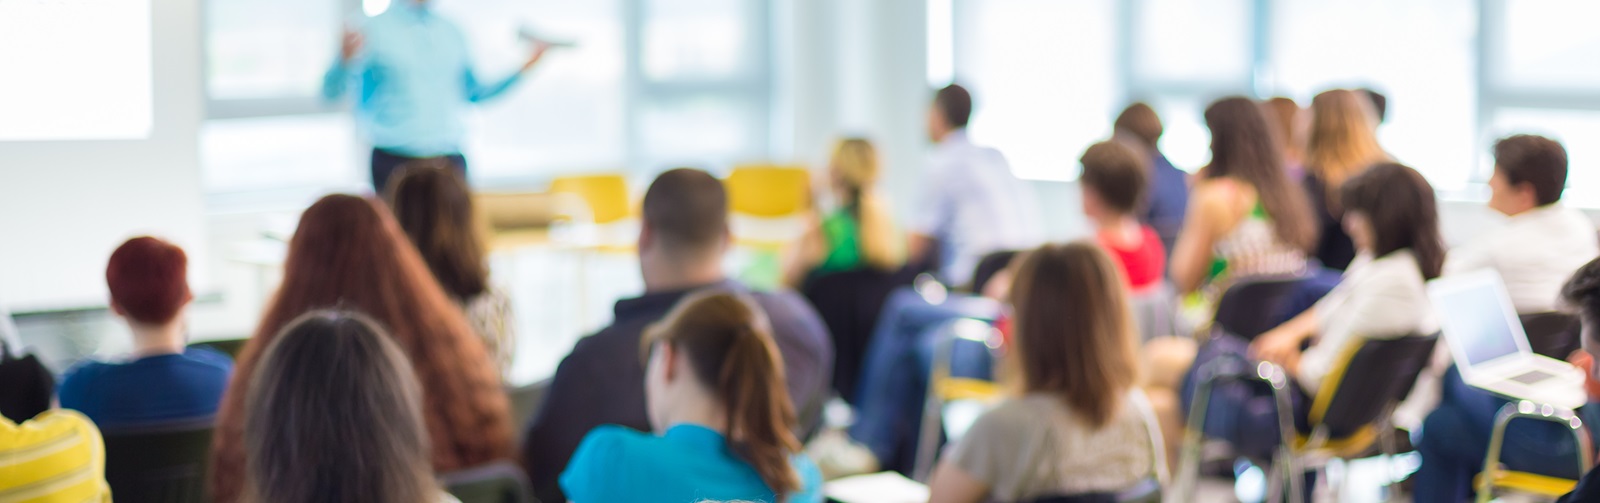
[
  {"x1": 951, "y1": 0, "x2": 1118, "y2": 181},
  {"x1": 1493, "y1": 0, "x2": 1600, "y2": 91}
]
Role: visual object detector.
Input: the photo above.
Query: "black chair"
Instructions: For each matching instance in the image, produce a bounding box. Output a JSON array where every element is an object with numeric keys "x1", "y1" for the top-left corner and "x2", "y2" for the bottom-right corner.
[
  {"x1": 101, "y1": 416, "x2": 216, "y2": 503},
  {"x1": 1179, "y1": 334, "x2": 1438, "y2": 503},
  {"x1": 443, "y1": 461, "x2": 536, "y2": 503},
  {"x1": 1519, "y1": 312, "x2": 1582, "y2": 360},
  {"x1": 1026, "y1": 478, "x2": 1162, "y2": 503},
  {"x1": 801, "y1": 267, "x2": 909, "y2": 404},
  {"x1": 1210, "y1": 277, "x2": 1307, "y2": 341}
]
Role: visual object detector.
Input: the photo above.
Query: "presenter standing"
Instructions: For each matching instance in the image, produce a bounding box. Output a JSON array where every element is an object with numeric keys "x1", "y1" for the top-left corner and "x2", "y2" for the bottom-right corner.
[{"x1": 323, "y1": 0, "x2": 554, "y2": 192}]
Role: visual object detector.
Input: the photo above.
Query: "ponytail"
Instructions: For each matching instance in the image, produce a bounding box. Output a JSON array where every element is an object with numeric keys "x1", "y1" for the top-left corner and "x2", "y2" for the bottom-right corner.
[{"x1": 644, "y1": 292, "x2": 802, "y2": 499}]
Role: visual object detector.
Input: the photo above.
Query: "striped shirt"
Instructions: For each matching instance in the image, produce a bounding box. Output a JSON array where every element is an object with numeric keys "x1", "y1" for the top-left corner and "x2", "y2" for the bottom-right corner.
[{"x1": 0, "y1": 410, "x2": 111, "y2": 503}]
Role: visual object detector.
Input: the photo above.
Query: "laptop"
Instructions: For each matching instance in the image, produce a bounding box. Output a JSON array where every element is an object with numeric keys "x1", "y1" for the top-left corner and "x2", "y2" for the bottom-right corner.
[{"x1": 1427, "y1": 269, "x2": 1586, "y2": 410}]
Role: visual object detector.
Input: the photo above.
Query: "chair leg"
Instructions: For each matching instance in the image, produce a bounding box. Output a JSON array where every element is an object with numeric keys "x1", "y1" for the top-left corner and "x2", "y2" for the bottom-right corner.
[{"x1": 1176, "y1": 372, "x2": 1221, "y2": 501}]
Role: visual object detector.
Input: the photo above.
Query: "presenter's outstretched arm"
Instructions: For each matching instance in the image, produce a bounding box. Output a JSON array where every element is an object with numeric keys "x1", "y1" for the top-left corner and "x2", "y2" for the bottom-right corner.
[{"x1": 465, "y1": 41, "x2": 553, "y2": 103}]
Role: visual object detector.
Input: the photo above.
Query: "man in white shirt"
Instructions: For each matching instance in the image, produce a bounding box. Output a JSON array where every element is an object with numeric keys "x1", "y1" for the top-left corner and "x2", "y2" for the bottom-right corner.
[
  {"x1": 908, "y1": 84, "x2": 1043, "y2": 288},
  {"x1": 1446, "y1": 134, "x2": 1598, "y2": 314}
]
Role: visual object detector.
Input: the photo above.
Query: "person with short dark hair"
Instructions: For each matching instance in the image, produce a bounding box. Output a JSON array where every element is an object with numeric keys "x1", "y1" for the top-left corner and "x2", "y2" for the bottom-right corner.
[
  {"x1": 1079, "y1": 140, "x2": 1165, "y2": 293},
  {"x1": 1446, "y1": 134, "x2": 1597, "y2": 314},
  {"x1": 909, "y1": 83, "x2": 1042, "y2": 288},
  {"x1": 522, "y1": 168, "x2": 833, "y2": 503},
  {"x1": 57, "y1": 237, "x2": 232, "y2": 430},
  {"x1": 0, "y1": 301, "x2": 53, "y2": 424},
  {"x1": 241, "y1": 310, "x2": 454, "y2": 503},
  {"x1": 1113, "y1": 103, "x2": 1188, "y2": 254},
  {"x1": 1557, "y1": 258, "x2": 1600, "y2": 503}
]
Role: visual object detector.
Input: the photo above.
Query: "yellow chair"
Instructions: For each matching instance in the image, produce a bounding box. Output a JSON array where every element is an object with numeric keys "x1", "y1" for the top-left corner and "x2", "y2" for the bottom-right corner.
[
  {"x1": 725, "y1": 165, "x2": 811, "y2": 218},
  {"x1": 1474, "y1": 402, "x2": 1592, "y2": 503},
  {"x1": 549, "y1": 174, "x2": 632, "y2": 225},
  {"x1": 473, "y1": 191, "x2": 562, "y2": 251}
]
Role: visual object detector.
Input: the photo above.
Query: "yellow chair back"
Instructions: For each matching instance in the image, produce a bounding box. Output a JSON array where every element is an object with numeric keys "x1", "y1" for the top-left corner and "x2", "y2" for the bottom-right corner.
[
  {"x1": 549, "y1": 174, "x2": 632, "y2": 225},
  {"x1": 725, "y1": 165, "x2": 810, "y2": 218}
]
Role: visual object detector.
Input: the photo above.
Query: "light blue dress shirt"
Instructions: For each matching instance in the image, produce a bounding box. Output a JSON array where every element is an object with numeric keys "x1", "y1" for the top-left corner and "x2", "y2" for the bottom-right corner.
[
  {"x1": 912, "y1": 129, "x2": 1044, "y2": 286},
  {"x1": 561, "y1": 424, "x2": 824, "y2": 503},
  {"x1": 323, "y1": 4, "x2": 523, "y2": 157}
]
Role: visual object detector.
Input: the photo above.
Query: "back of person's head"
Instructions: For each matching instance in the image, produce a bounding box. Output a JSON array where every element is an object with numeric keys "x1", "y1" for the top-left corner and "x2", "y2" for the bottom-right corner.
[
  {"x1": 1203, "y1": 96, "x2": 1318, "y2": 251},
  {"x1": 1494, "y1": 134, "x2": 1569, "y2": 206},
  {"x1": 642, "y1": 291, "x2": 800, "y2": 496},
  {"x1": 1258, "y1": 97, "x2": 1302, "y2": 163},
  {"x1": 1007, "y1": 242, "x2": 1138, "y2": 428},
  {"x1": 933, "y1": 84, "x2": 973, "y2": 130},
  {"x1": 1339, "y1": 163, "x2": 1445, "y2": 280},
  {"x1": 106, "y1": 237, "x2": 191, "y2": 326},
  {"x1": 642, "y1": 168, "x2": 729, "y2": 260},
  {"x1": 1078, "y1": 140, "x2": 1151, "y2": 218},
  {"x1": 1563, "y1": 258, "x2": 1600, "y2": 350},
  {"x1": 243, "y1": 310, "x2": 437, "y2": 503},
  {"x1": 829, "y1": 138, "x2": 880, "y2": 203},
  {"x1": 387, "y1": 163, "x2": 489, "y2": 302},
  {"x1": 1358, "y1": 88, "x2": 1388, "y2": 124},
  {"x1": 1113, "y1": 103, "x2": 1163, "y2": 152},
  {"x1": 1304, "y1": 89, "x2": 1386, "y2": 189}
]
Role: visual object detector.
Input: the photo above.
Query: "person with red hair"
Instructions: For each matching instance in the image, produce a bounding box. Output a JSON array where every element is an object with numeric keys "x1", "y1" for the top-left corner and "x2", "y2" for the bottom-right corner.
[
  {"x1": 208, "y1": 194, "x2": 513, "y2": 503},
  {"x1": 58, "y1": 237, "x2": 233, "y2": 429}
]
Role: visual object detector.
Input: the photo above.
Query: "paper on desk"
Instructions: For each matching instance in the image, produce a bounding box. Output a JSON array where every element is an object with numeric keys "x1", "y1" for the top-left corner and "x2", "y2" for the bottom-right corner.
[{"x1": 824, "y1": 472, "x2": 930, "y2": 503}]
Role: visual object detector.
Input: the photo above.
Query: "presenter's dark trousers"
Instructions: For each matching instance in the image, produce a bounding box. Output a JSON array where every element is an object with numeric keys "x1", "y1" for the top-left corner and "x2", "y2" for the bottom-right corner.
[{"x1": 370, "y1": 148, "x2": 468, "y2": 194}]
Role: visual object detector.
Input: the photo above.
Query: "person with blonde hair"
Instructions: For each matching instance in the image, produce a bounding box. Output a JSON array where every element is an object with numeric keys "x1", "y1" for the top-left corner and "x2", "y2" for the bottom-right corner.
[
  {"x1": 783, "y1": 138, "x2": 902, "y2": 287},
  {"x1": 927, "y1": 242, "x2": 1158, "y2": 502},
  {"x1": 1301, "y1": 89, "x2": 1389, "y2": 271}
]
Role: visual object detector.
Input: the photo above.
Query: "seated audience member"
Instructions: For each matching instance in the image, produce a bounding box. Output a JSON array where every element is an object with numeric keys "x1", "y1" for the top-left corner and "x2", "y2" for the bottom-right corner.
[
  {"x1": 1184, "y1": 163, "x2": 1443, "y2": 459},
  {"x1": 1113, "y1": 103, "x2": 1188, "y2": 255},
  {"x1": 241, "y1": 310, "x2": 456, "y2": 503},
  {"x1": 1557, "y1": 259, "x2": 1600, "y2": 502},
  {"x1": 783, "y1": 137, "x2": 902, "y2": 288},
  {"x1": 927, "y1": 242, "x2": 1156, "y2": 502},
  {"x1": 58, "y1": 237, "x2": 232, "y2": 429},
  {"x1": 1446, "y1": 134, "x2": 1598, "y2": 314},
  {"x1": 388, "y1": 163, "x2": 517, "y2": 378},
  {"x1": 908, "y1": 84, "x2": 1042, "y2": 288},
  {"x1": 1301, "y1": 89, "x2": 1389, "y2": 272},
  {"x1": 0, "y1": 408, "x2": 112, "y2": 501},
  {"x1": 523, "y1": 168, "x2": 832, "y2": 503},
  {"x1": 1259, "y1": 97, "x2": 1305, "y2": 180},
  {"x1": 1417, "y1": 257, "x2": 1600, "y2": 502},
  {"x1": 561, "y1": 292, "x2": 823, "y2": 502},
  {"x1": 1359, "y1": 87, "x2": 1388, "y2": 126},
  {"x1": 1169, "y1": 96, "x2": 1317, "y2": 296},
  {"x1": 211, "y1": 195, "x2": 513, "y2": 503},
  {"x1": 0, "y1": 304, "x2": 53, "y2": 423},
  {"x1": 1079, "y1": 140, "x2": 1166, "y2": 293}
]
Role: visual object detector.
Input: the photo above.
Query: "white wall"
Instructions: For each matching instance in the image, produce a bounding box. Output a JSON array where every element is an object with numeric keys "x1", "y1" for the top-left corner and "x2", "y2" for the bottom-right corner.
[{"x1": 0, "y1": 0, "x2": 207, "y2": 311}]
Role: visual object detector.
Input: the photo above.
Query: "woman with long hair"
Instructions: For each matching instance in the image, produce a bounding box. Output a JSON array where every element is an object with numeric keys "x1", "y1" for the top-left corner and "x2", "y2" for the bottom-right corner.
[
  {"x1": 211, "y1": 195, "x2": 513, "y2": 503},
  {"x1": 560, "y1": 291, "x2": 822, "y2": 502},
  {"x1": 783, "y1": 137, "x2": 901, "y2": 287},
  {"x1": 388, "y1": 163, "x2": 516, "y2": 377},
  {"x1": 242, "y1": 310, "x2": 451, "y2": 503},
  {"x1": 927, "y1": 242, "x2": 1157, "y2": 502},
  {"x1": 1169, "y1": 96, "x2": 1318, "y2": 294},
  {"x1": 1301, "y1": 89, "x2": 1389, "y2": 271}
]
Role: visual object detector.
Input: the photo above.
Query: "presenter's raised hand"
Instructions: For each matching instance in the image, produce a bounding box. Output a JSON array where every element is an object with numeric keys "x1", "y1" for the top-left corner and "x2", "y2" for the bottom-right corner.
[{"x1": 340, "y1": 28, "x2": 365, "y2": 63}]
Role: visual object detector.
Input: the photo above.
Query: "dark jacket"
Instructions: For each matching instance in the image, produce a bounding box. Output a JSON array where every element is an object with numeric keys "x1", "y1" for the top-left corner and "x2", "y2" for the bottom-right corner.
[{"x1": 1304, "y1": 173, "x2": 1356, "y2": 271}]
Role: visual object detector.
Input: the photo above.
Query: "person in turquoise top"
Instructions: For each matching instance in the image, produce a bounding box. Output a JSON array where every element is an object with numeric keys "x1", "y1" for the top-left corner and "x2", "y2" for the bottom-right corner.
[
  {"x1": 782, "y1": 138, "x2": 902, "y2": 288},
  {"x1": 323, "y1": 0, "x2": 555, "y2": 192},
  {"x1": 561, "y1": 291, "x2": 823, "y2": 503}
]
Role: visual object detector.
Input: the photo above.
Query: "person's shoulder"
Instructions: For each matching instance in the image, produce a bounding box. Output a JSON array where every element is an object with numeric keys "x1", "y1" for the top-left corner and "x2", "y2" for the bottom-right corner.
[
  {"x1": 569, "y1": 425, "x2": 650, "y2": 471},
  {"x1": 5, "y1": 409, "x2": 101, "y2": 444},
  {"x1": 58, "y1": 358, "x2": 113, "y2": 391},
  {"x1": 183, "y1": 347, "x2": 236, "y2": 371},
  {"x1": 970, "y1": 396, "x2": 1053, "y2": 435}
]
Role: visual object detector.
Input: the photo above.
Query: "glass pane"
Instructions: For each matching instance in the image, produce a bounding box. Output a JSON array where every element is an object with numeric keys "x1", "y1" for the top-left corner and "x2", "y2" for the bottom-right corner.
[
  {"x1": 1490, "y1": 109, "x2": 1600, "y2": 207},
  {"x1": 206, "y1": 0, "x2": 339, "y2": 99},
  {"x1": 639, "y1": 96, "x2": 758, "y2": 169},
  {"x1": 1134, "y1": 0, "x2": 1252, "y2": 83},
  {"x1": 643, "y1": 0, "x2": 751, "y2": 81},
  {"x1": 201, "y1": 114, "x2": 362, "y2": 192},
  {"x1": 956, "y1": 0, "x2": 1117, "y2": 181},
  {"x1": 1147, "y1": 95, "x2": 1210, "y2": 173},
  {"x1": 1497, "y1": 0, "x2": 1600, "y2": 90},
  {"x1": 1269, "y1": 0, "x2": 1477, "y2": 190},
  {"x1": 439, "y1": 0, "x2": 627, "y2": 181}
]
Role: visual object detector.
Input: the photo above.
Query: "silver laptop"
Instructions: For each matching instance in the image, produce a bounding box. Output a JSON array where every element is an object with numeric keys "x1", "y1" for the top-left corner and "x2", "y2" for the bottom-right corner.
[{"x1": 1428, "y1": 269, "x2": 1586, "y2": 410}]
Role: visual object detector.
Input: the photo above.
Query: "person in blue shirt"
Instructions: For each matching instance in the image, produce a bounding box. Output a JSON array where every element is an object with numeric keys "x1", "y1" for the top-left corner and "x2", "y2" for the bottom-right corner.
[
  {"x1": 561, "y1": 291, "x2": 823, "y2": 503},
  {"x1": 1113, "y1": 103, "x2": 1188, "y2": 256},
  {"x1": 57, "y1": 237, "x2": 232, "y2": 430},
  {"x1": 323, "y1": 0, "x2": 554, "y2": 192}
]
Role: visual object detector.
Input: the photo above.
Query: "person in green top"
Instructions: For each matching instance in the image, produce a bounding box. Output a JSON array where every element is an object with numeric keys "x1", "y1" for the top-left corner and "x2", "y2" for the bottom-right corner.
[{"x1": 783, "y1": 138, "x2": 903, "y2": 287}]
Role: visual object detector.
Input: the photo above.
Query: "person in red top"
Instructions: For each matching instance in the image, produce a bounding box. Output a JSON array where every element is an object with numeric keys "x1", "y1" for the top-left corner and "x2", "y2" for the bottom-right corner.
[{"x1": 1079, "y1": 140, "x2": 1167, "y2": 293}]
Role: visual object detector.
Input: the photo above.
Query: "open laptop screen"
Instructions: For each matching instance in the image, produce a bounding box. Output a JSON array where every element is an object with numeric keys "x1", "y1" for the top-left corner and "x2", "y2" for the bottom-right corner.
[{"x1": 1431, "y1": 274, "x2": 1525, "y2": 368}]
